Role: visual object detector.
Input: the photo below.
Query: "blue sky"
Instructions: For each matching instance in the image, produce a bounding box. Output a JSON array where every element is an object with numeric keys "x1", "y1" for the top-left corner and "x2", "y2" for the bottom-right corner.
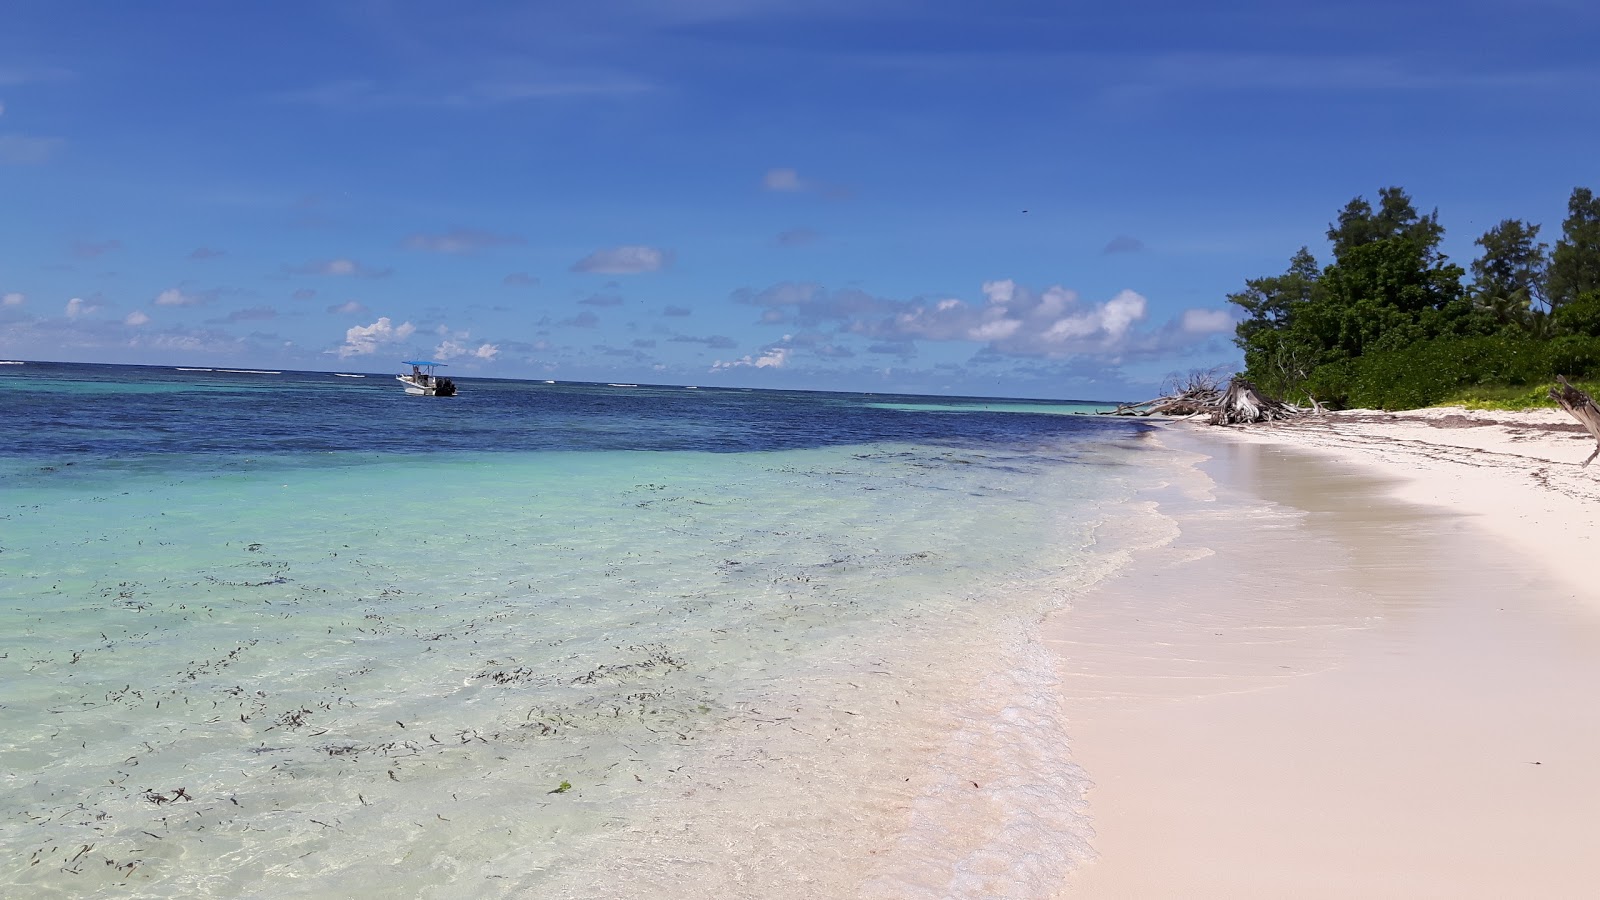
[{"x1": 2, "y1": 1, "x2": 1597, "y2": 399}]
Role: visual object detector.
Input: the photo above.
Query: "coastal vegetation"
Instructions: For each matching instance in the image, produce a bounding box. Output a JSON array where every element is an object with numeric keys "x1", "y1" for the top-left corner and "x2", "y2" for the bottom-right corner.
[{"x1": 1228, "y1": 186, "x2": 1600, "y2": 409}]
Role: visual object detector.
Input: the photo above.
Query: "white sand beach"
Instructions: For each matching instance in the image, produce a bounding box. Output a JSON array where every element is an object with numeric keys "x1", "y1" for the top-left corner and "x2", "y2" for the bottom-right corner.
[{"x1": 1052, "y1": 408, "x2": 1600, "y2": 898}]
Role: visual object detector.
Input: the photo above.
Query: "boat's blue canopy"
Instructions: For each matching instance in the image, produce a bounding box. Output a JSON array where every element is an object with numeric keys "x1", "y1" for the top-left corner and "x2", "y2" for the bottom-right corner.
[{"x1": 401, "y1": 360, "x2": 447, "y2": 366}]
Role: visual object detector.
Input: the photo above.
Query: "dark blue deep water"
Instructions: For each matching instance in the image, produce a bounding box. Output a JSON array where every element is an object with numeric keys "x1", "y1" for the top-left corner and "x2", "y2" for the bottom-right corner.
[{"x1": 3, "y1": 361, "x2": 1144, "y2": 462}]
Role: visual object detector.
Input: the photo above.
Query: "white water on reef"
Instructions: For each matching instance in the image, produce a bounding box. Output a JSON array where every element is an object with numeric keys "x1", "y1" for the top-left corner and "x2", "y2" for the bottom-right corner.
[{"x1": 1, "y1": 430, "x2": 1172, "y2": 898}]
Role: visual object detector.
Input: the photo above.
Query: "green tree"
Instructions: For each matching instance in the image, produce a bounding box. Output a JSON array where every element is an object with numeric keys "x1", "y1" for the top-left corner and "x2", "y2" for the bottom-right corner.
[
  {"x1": 1327, "y1": 186, "x2": 1445, "y2": 263},
  {"x1": 1548, "y1": 187, "x2": 1600, "y2": 310},
  {"x1": 1231, "y1": 187, "x2": 1480, "y2": 401},
  {"x1": 1313, "y1": 234, "x2": 1471, "y2": 359},
  {"x1": 1229, "y1": 248, "x2": 1323, "y2": 397},
  {"x1": 1470, "y1": 218, "x2": 1547, "y2": 326},
  {"x1": 1554, "y1": 290, "x2": 1600, "y2": 337}
]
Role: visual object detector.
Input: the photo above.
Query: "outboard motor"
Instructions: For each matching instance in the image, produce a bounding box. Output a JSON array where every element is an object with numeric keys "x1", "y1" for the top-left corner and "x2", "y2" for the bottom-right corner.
[{"x1": 436, "y1": 378, "x2": 457, "y2": 397}]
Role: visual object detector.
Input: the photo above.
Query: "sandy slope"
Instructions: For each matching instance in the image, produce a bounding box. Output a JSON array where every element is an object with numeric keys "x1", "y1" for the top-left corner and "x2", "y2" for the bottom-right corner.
[{"x1": 1051, "y1": 408, "x2": 1600, "y2": 899}]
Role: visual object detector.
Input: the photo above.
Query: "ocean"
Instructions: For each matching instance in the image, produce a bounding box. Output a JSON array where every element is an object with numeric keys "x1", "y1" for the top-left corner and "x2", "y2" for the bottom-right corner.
[{"x1": 0, "y1": 362, "x2": 1169, "y2": 899}]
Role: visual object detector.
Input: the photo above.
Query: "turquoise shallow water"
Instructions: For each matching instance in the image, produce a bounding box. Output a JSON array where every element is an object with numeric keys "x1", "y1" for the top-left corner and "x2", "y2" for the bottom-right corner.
[{"x1": 0, "y1": 363, "x2": 1163, "y2": 898}]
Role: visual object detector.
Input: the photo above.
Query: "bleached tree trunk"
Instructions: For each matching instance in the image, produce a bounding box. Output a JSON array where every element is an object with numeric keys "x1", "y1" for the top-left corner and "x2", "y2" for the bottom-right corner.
[
  {"x1": 1549, "y1": 376, "x2": 1600, "y2": 467},
  {"x1": 1210, "y1": 379, "x2": 1294, "y2": 425}
]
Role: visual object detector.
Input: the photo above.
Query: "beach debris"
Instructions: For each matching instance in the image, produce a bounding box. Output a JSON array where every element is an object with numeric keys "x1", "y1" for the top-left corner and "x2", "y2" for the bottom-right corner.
[
  {"x1": 1208, "y1": 379, "x2": 1301, "y2": 426},
  {"x1": 1548, "y1": 376, "x2": 1600, "y2": 466},
  {"x1": 548, "y1": 781, "x2": 572, "y2": 794},
  {"x1": 1101, "y1": 372, "x2": 1310, "y2": 426}
]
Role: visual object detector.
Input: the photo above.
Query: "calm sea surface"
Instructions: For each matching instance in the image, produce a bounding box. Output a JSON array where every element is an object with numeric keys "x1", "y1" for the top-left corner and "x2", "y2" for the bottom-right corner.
[{"x1": 1, "y1": 362, "x2": 1166, "y2": 899}]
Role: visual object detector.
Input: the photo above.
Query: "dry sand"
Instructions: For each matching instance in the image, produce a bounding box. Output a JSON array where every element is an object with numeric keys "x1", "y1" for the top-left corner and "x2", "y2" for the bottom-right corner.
[{"x1": 1051, "y1": 408, "x2": 1600, "y2": 898}]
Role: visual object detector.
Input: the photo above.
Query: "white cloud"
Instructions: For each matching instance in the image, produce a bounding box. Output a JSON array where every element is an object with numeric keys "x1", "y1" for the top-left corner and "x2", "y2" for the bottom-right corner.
[
  {"x1": 328, "y1": 300, "x2": 369, "y2": 315},
  {"x1": 763, "y1": 167, "x2": 804, "y2": 191},
  {"x1": 124, "y1": 310, "x2": 151, "y2": 326},
  {"x1": 737, "y1": 280, "x2": 1164, "y2": 359},
  {"x1": 65, "y1": 297, "x2": 99, "y2": 319},
  {"x1": 434, "y1": 338, "x2": 500, "y2": 362},
  {"x1": 404, "y1": 228, "x2": 524, "y2": 254},
  {"x1": 337, "y1": 316, "x2": 415, "y2": 358},
  {"x1": 712, "y1": 347, "x2": 790, "y2": 370},
  {"x1": 982, "y1": 279, "x2": 1016, "y2": 305},
  {"x1": 1, "y1": 292, "x2": 23, "y2": 306},
  {"x1": 760, "y1": 167, "x2": 850, "y2": 199},
  {"x1": 291, "y1": 257, "x2": 392, "y2": 278},
  {"x1": 154, "y1": 288, "x2": 209, "y2": 307},
  {"x1": 571, "y1": 245, "x2": 671, "y2": 274},
  {"x1": 1181, "y1": 308, "x2": 1235, "y2": 333}
]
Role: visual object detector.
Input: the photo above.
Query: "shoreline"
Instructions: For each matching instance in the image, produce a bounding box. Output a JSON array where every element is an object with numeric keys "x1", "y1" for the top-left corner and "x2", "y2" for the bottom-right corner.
[{"x1": 1049, "y1": 408, "x2": 1600, "y2": 898}]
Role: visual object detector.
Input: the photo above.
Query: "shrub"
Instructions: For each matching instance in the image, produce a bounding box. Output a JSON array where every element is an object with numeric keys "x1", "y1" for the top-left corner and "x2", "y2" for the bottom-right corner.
[{"x1": 1301, "y1": 334, "x2": 1600, "y2": 409}]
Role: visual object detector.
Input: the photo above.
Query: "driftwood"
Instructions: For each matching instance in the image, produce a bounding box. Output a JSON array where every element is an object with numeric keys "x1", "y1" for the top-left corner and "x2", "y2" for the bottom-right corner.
[
  {"x1": 1101, "y1": 378, "x2": 1311, "y2": 426},
  {"x1": 1209, "y1": 379, "x2": 1300, "y2": 426},
  {"x1": 1549, "y1": 376, "x2": 1600, "y2": 467}
]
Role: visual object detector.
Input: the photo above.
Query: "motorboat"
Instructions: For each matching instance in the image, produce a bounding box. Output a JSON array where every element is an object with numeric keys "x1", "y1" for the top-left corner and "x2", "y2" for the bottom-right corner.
[{"x1": 397, "y1": 360, "x2": 457, "y2": 396}]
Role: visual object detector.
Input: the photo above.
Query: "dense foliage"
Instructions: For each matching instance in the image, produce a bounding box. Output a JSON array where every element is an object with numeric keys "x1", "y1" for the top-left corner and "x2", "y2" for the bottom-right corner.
[{"x1": 1229, "y1": 186, "x2": 1600, "y2": 409}]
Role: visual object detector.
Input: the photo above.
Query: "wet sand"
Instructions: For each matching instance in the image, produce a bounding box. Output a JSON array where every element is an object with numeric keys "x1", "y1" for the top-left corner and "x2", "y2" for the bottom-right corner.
[{"x1": 1052, "y1": 418, "x2": 1600, "y2": 898}]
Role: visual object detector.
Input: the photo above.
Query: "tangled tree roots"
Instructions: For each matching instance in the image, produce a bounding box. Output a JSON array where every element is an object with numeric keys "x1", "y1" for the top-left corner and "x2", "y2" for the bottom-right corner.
[{"x1": 1102, "y1": 378, "x2": 1314, "y2": 426}]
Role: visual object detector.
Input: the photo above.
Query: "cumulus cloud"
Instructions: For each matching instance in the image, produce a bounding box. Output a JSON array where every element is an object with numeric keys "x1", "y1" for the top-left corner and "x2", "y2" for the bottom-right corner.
[
  {"x1": 734, "y1": 279, "x2": 1161, "y2": 359},
  {"x1": 1103, "y1": 235, "x2": 1146, "y2": 254},
  {"x1": 404, "y1": 228, "x2": 525, "y2": 254},
  {"x1": 328, "y1": 300, "x2": 369, "y2": 315},
  {"x1": 189, "y1": 247, "x2": 226, "y2": 260},
  {"x1": 124, "y1": 310, "x2": 150, "y2": 327},
  {"x1": 712, "y1": 346, "x2": 790, "y2": 370},
  {"x1": 337, "y1": 316, "x2": 415, "y2": 358},
  {"x1": 0, "y1": 135, "x2": 64, "y2": 164},
  {"x1": 571, "y1": 245, "x2": 670, "y2": 274},
  {"x1": 290, "y1": 257, "x2": 391, "y2": 278},
  {"x1": 2, "y1": 292, "x2": 23, "y2": 306},
  {"x1": 154, "y1": 287, "x2": 215, "y2": 307},
  {"x1": 65, "y1": 297, "x2": 100, "y2": 318},
  {"x1": 763, "y1": 168, "x2": 804, "y2": 192},
  {"x1": 435, "y1": 338, "x2": 500, "y2": 361},
  {"x1": 761, "y1": 167, "x2": 849, "y2": 199},
  {"x1": 1181, "y1": 308, "x2": 1235, "y2": 333},
  {"x1": 502, "y1": 272, "x2": 538, "y2": 286},
  {"x1": 72, "y1": 239, "x2": 121, "y2": 259}
]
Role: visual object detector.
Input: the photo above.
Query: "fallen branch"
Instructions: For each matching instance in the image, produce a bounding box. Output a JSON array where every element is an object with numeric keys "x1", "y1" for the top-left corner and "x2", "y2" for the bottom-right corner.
[
  {"x1": 1549, "y1": 376, "x2": 1600, "y2": 467},
  {"x1": 1101, "y1": 378, "x2": 1306, "y2": 426}
]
